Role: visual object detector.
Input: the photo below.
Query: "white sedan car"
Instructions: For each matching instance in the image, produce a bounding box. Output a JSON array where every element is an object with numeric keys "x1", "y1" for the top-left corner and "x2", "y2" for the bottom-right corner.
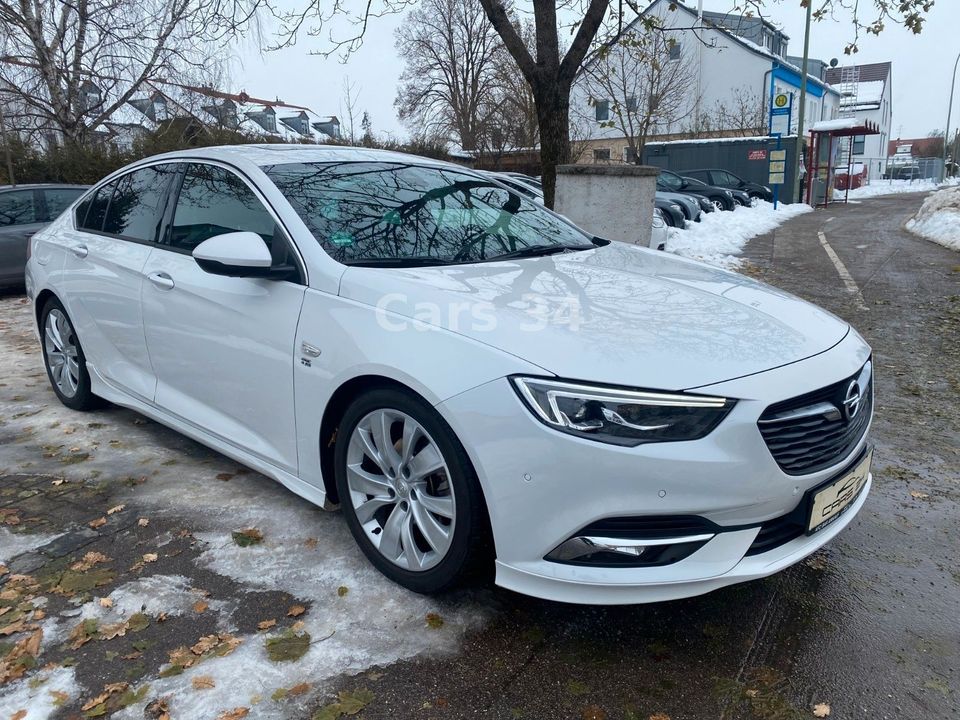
[{"x1": 25, "y1": 145, "x2": 874, "y2": 604}]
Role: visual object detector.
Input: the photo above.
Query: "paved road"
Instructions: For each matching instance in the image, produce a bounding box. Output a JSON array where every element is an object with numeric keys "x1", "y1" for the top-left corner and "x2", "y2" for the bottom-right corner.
[{"x1": 0, "y1": 193, "x2": 957, "y2": 720}]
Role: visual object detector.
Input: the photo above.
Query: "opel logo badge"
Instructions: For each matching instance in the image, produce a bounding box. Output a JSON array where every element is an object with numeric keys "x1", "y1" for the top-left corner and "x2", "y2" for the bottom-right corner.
[{"x1": 842, "y1": 380, "x2": 862, "y2": 421}]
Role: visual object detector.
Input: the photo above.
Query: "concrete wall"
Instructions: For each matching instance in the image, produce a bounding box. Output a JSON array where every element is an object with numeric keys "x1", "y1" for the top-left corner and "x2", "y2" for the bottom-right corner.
[{"x1": 554, "y1": 164, "x2": 659, "y2": 248}]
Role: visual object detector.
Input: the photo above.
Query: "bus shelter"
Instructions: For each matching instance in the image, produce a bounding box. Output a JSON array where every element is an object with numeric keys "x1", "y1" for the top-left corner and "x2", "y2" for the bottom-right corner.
[{"x1": 805, "y1": 118, "x2": 881, "y2": 207}]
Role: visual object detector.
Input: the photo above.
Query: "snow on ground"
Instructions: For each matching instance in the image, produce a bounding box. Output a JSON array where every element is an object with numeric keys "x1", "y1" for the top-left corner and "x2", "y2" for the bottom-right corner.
[
  {"x1": 665, "y1": 200, "x2": 813, "y2": 268},
  {"x1": 0, "y1": 526, "x2": 63, "y2": 564},
  {"x1": 0, "y1": 666, "x2": 79, "y2": 720},
  {"x1": 846, "y1": 177, "x2": 959, "y2": 200},
  {"x1": 906, "y1": 186, "x2": 960, "y2": 251}
]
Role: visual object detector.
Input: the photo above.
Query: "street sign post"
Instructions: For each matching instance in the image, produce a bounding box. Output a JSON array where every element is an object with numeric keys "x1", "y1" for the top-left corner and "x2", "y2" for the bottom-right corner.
[{"x1": 768, "y1": 93, "x2": 793, "y2": 208}]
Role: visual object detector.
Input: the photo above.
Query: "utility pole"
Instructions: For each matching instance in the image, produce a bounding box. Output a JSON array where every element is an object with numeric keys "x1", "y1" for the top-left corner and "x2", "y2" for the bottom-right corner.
[
  {"x1": 793, "y1": 0, "x2": 813, "y2": 202},
  {"x1": 695, "y1": 0, "x2": 704, "y2": 135},
  {"x1": 943, "y1": 50, "x2": 960, "y2": 182}
]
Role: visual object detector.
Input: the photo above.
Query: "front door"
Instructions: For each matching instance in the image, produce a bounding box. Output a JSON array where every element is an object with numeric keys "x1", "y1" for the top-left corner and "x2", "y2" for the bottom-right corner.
[{"x1": 141, "y1": 162, "x2": 305, "y2": 473}]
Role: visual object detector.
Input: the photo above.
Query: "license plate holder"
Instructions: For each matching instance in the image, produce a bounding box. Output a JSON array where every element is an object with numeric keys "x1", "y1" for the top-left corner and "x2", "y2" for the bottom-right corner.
[{"x1": 806, "y1": 447, "x2": 873, "y2": 535}]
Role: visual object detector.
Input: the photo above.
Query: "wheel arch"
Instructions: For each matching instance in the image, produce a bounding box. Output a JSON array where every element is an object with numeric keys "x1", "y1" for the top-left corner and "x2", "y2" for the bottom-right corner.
[{"x1": 34, "y1": 288, "x2": 58, "y2": 330}]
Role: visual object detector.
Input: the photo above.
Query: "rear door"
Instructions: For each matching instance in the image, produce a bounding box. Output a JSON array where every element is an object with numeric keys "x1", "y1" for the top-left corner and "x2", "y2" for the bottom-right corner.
[
  {"x1": 56, "y1": 165, "x2": 178, "y2": 400},
  {"x1": 0, "y1": 189, "x2": 44, "y2": 287},
  {"x1": 140, "y1": 162, "x2": 306, "y2": 472}
]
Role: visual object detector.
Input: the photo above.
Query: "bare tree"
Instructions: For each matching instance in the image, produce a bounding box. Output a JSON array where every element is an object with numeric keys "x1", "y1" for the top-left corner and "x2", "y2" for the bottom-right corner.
[
  {"x1": 340, "y1": 76, "x2": 360, "y2": 144},
  {"x1": 579, "y1": 29, "x2": 698, "y2": 163},
  {"x1": 701, "y1": 86, "x2": 767, "y2": 138},
  {"x1": 0, "y1": 0, "x2": 239, "y2": 146},
  {"x1": 394, "y1": 0, "x2": 503, "y2": 153}
]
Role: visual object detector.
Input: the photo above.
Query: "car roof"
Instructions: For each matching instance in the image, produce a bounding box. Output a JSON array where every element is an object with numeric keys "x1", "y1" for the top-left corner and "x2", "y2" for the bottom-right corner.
[
  {"x1": 140, "y1": 144, "x2": 466, "y2": 171},
  {"x1": 0, "y1": 183, "x2": 88, "y2": 191}
]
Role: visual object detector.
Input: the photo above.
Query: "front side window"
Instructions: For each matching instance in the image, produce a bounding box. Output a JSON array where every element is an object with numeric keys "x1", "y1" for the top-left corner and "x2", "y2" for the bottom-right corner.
[
  {"x1": 0, "y1": 190, "x2": 37, "y2": 227},
  {"x1": 169, "y1": 164, "x2": 280, "y2": 253},
  {"x1": 658, "y1": 171, "x2": 683, "y2": 191},
  {"x1": 715, "y1": 171, "x2": 741, "y2": 187},
  {"x1": 265, "y1": 161, "x2": 593, "y2": 265},
  {"x1": 43, "y1": 188, "x2": 85, "y2": 220},
  {"x1": 103, "y1": 165, "x2": 177, "y2": 241}
]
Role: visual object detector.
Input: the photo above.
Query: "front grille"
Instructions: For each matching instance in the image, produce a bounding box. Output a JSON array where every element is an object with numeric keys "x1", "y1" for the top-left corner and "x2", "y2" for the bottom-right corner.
[{"x1": 758, "y1": 361, "x2": 873, "y2": 475}]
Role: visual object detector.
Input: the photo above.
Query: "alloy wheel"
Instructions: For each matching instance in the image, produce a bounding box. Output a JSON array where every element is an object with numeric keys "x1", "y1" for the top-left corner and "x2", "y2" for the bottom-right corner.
[
  {"x1": 712, "y1": 199, "x2": 725, "y2": 212},
  {"x1": 44, "y1": 309, "x2": 80, "y2": 398},
  {"x1": 346, "y1": 409, "x2": 456, "y2": 572}
]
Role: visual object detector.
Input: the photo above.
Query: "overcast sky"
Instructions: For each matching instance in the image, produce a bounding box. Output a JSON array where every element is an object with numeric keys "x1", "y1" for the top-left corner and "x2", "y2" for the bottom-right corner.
[{"x1": 230, "y1": 0, "x2": 960, "y2": 142}]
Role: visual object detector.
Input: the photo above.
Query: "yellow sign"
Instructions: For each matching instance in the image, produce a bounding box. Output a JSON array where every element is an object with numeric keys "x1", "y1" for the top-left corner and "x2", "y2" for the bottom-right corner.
[
  {"x1": 770, "y1": 149, "x2": 787, "y2": 161},
  {"x1": 774, "y1": 93, "x2": 789, "y2": 108},
  {"x1": 769, "y1": 161, "x2": 786, "y2": 173},
  {"x1": 769, "y1": 172, "x2": 786, "y2": 185}
]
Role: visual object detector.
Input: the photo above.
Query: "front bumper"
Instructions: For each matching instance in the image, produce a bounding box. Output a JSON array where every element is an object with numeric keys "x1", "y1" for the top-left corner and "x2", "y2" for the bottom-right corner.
[{"x1": 437, "y1": 330, "x2": 872, "y2": 605}]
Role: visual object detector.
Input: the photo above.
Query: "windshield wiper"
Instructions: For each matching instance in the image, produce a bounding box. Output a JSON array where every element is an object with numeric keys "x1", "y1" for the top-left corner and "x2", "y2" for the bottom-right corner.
[
  {"x1": 341, "y1": 257, "x2": 457, "y2": 268},
  {"x1": 481, "y1": 243, "x2": 595, "y2": 262}
]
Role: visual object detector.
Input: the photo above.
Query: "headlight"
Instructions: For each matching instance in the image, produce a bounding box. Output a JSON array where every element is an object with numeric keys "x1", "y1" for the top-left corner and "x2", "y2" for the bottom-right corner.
[
  {"x1": 763, "y1": 186, "x2": 771, "y2": 193},
  {"x1": 669, "y1": 203, "x2": 682, "y2": 212},
  {"x1": 698, "y1": 198, "x2": 711, "y2": 210},
  {"x1": 510, "y1": 377, "x2": 735, "y2": 446},
  {"x1": 724, "y1": 190, "x2": 733, "y2": 197}
]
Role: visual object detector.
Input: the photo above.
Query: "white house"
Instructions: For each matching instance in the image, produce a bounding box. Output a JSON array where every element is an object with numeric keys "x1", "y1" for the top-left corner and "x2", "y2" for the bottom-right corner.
[
  {"x1": 823, "y1": 62, "x2": 893, "y2": 176},
  {"x1": 574, "y1": 0, "x2": 840, "y2": 163}
]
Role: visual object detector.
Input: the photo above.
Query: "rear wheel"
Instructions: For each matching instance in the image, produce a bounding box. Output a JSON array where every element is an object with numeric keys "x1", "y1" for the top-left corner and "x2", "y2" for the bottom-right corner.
[
  {"x1": 711, "y1": 198, "x2": 725, "y2": 212},
  {"x1": 39, "y1": 297, "x2": 102, "y2": 411},
  {"x1": 334, "y1": 388, "x2": 491, "y2": 593}
]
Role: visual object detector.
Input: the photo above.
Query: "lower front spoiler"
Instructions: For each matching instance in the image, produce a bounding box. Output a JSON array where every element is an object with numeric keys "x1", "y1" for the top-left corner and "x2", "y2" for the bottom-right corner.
[{"x1": 494, "y1": 474, "x2": 871, "y2": 606}]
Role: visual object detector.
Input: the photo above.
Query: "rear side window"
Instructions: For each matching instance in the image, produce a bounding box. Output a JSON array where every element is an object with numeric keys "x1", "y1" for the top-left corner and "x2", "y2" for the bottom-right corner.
[
  {"x1": 0, "y1": 190, "x2": 37, "y2": 226},
  {"x1": 102, "y1": 165, "x2": 176, "y2": 242},
  {"x1": 685, "y1": 170, "x2": 708, "y2": 182},
  {"x1": 43, "y1": 188, "x2": 85, "y2": 221},
  {"x1": 78, "y1": 183, "x2": 115, "y2": 232},
  {"x1": 169, "y1": 164, "x2": 279, "y2": 253}
]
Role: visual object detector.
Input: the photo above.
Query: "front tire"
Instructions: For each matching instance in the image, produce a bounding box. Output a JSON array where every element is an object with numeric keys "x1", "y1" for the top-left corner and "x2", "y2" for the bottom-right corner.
[
  {"x1": 334, "y1": 387, "x2": 491, "y2": 593},
  {"x1": 39, "y1": 297, "x2": 102, "y2": 411}
]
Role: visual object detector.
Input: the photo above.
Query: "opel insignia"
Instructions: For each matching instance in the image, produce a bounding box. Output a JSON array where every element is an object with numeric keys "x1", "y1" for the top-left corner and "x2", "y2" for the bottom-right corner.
[{"x1": 25, "y1": 145, "x2": 874, "y2": 604}]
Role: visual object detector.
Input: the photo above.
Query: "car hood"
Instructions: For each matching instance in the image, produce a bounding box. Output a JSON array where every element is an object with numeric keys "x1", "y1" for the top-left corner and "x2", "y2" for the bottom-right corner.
[{"x1": 338, "y1": 242, "x2": 849, "y2": 391}]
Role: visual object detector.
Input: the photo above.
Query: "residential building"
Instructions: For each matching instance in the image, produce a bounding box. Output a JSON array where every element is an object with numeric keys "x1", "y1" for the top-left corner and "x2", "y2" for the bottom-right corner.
[
  {"x1": 823, "y1": 62, "x2": 893, "y2": 176},
  {"x1": 573, "y1": 0, "x2": 840, "y2": 164}
]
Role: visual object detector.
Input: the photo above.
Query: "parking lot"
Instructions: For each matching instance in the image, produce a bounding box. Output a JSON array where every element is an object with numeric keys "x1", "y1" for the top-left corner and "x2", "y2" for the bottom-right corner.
[{"x1": 1, "y1": 192, "x2": 957, "y2": 720}]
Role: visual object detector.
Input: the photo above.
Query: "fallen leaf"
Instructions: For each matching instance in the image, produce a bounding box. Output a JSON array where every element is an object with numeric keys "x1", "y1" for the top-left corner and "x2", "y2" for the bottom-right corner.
[
  {"x1": 288, "y1": 682, "x2": 310, "y2": 696},
  {"x1": 337, "y1": 687, "x2": 374, "y2": 714},
  {"x1": 71, "y1": 551, "x2": 111, "y2": 571},
  {"x1": 216, "y1": 473, "x2": 234, "y2": 481},
  {"x1": 99, "y1": 620, "x2": 128, "y2": 640},
  {"x1": 218, "y1": 708, "x2": 249, "y2": 720},
  {"x1": 107, "y1": 504, "x2": 125, "y2": 515},
  {"x1": 425, "y1": 612, "x2": 443, "y2": 629},
  {"x1": 910, "y1": 490, "x2": 930, "y2": 500},
  {"x1": 287, "y1": 605, "x2": 305, "y2": 617},
  {"x1": 745, "y1": 689, "x2": 759, "y2": 698},
  {"x1": 337, "y1": 586, "x2": 349, "y2": 597},
  {"x1": 813, "y1": 703, "x2": 831, "y2": 718},
  {"x1": 0, "y1": 628, "x2": 43, "y2": 683},
  {"x1": 142, "y1": 553, "x2": 158, "y2": 563},
  {"x1": 89, "y1": 517, "x2": 107, "y2": 529},
  {"x1": 232, "y1": 528, "x2": 264, "y2": 547},
  {"x1": 80, "y1": 682, "x2": 128, "y2": 711},
  {"x1": 193, "y1": 600, "x2": 209, "y2": 613},
  {"x1": 581, "y1": 706, "x2": 607, "y2": 720},
  {"x1": 11, "y1": 711, "x2": 26, "y2": 720},
  {"x1": 192, "y1": 675, "x2": 216, "y2": 690},
  {"x1": 291, "y1": 620, "x2": 306, "y2": 632},
  {"x1": 649, "y1": 714, "x2": 671, "y2": 720},
  {"x1": 146, "y1": 696, "x2": 170, "y2": 720},
  {"x1": 127, "y1": 613, "x2": 150, "y2": 632},
  {"x1": 265, "y1": 630, "x2": 311, "y2": 662},
  {"x1": 138, "y1": 518, "x2": 150, "y2": 527},
  {"x1": 304, "y1": 537, "x2": 318, "y2": 549},
  {"x1": 258, "y1": 619, "x2": 277, "y2": 631},
  {"x1": 49, "y1": 690, "x2": 70, "y2": 706},
  {"x1": 99, "y1": 597, "x2": 114, "y2": 608}
]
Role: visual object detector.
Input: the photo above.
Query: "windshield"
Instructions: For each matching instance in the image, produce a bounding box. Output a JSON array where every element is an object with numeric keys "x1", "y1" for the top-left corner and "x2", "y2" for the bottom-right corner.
[
  {"x1": 658, "y1": 171, "x2": 683, "y2": 192},
  {"x1": 264, "y1": 161, "x2": 592, "y2": 265}
]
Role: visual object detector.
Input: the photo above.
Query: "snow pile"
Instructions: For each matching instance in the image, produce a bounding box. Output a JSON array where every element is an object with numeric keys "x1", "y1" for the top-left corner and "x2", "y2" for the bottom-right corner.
[
  {"x1": 665, "y1": 200, "x2": 812, "y2": 267},
  {"x1": 906, "y1": 186, "x2": 960, "y2": 251},
  {"x1": 846, "y1": 177, "x2": 959, "y2": 199}
]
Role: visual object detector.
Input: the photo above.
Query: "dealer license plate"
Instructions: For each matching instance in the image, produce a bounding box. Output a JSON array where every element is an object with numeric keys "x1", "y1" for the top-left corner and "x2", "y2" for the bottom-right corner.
[{"x1": 807, "y1": 448, "x2": 872, "y2": 534}]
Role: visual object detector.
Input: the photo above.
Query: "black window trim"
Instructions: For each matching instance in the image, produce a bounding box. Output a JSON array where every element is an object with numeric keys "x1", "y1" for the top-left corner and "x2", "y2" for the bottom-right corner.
[
  {"x1": 156, "y1": 158, "x2": 307, "y2": 287},
  {"x1": 0, "y1": 187, "x2": 42, "y2": 227}
]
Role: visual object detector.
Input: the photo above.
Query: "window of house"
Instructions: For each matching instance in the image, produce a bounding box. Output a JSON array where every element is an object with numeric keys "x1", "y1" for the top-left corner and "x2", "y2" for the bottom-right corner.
[
  {"x1": 668, "y1": 42, "x2": 681, "y2": 61},
  {"x1": 626, "y1": 96, "x2": 638, "y2": 113},
  {"x1": 623, "y1": 146, "x2": 638, "y2": 163},
  {"x1": 593, "y1": 148, "x2": 611, "y2": 163},
  {"x1": 0, "y1": 190, "x2": 37, "y2": 227},
  {"x1": 852, "y1": 135, "x2": 866, "y2": 155},
  {"x1": 102, "y1": 165, "x2": 178, "y2": 242},
  {"x1": 595, "y1": 100, "x2": 610, "y2": 122},
  {"x1": 169, "y1": 164, "x2": 280, "y2": 254}
]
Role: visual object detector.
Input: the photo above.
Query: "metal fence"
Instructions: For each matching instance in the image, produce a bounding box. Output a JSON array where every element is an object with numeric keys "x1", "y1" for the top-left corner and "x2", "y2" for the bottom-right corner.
[{"x1": 836, "y1": 156, "x2": 946, "y2": 189}]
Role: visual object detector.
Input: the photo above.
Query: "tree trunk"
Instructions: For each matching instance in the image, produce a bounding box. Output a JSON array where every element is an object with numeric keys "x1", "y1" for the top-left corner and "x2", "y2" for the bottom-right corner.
[{"x1": 534, "y1": 82, "x2": 571, "y2": 209}]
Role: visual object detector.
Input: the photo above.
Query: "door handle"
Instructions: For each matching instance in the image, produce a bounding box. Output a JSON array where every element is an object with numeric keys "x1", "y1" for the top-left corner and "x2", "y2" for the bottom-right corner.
[
  {"x1": 147, "y1": 271, "x2": 175, "y2": 290},
  {"x1": 70, "y1": 243, "x2": 88, "y2": 258}
]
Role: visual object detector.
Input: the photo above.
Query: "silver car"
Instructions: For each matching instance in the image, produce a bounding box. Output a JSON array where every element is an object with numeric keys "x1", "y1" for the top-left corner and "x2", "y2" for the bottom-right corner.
[{"x1": 1, "y1": 184, "x2": 88, "y2": 289}]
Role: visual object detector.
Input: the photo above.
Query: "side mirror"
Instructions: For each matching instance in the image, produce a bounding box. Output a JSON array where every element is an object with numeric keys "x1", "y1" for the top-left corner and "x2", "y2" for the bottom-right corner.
[{"x1": 192, "y1": 232, "x2": 274, "y2": 278}]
